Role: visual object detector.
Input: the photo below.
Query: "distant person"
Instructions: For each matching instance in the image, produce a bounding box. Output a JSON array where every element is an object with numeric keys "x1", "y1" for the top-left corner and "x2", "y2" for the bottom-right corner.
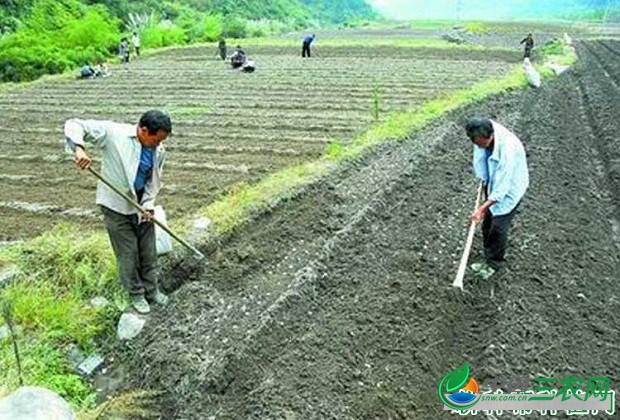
[
  {"x1": 302, "y1": 33, "x2": 315, "y2": 58},
  {"x1": 94, "y1": 62, "x2": 109, "y2": 78},
  {"x1": 78, "y1": 64, "x2": 95, "y2": 79},
  {"x1": 465, "y1": 118, "x2": 529, "y2": 277},
  {"x1": 218, "y1": 38, "x2": 227, "y2": 61},
  {"x1": 230, "y1": 45, "x2": 246, "y2": 69},
  {"x1": 132, "y1": 32, "x2": 141, "y2": 57},
  {"x1": 119, "y1": 37, "x2": 130, "y2": 64},
  {"x1": 520, "y1": 33, "x2": 534, "y2": 59}
]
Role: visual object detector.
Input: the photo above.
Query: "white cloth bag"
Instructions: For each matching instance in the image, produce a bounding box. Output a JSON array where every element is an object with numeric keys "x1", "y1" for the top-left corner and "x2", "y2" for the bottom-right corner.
[{"x1": 154, "y1": 205, "x2": 173, "y2": 255}]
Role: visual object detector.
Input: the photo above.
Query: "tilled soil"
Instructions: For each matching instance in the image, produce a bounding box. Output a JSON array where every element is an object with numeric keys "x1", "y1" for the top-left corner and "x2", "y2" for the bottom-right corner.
[{"x1": 115, "y1": 41, "x2": 620, "y2": 419}]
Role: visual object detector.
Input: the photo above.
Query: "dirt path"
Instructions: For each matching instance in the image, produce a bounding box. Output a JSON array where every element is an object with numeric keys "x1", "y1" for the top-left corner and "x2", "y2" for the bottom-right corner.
[{"x1": 115, "y1": 41, "x2": 620, "y2": 419}]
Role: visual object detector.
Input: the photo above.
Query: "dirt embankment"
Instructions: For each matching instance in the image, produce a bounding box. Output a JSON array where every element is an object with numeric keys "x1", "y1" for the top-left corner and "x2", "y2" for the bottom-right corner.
[{"x1": 115, "y1": 41, "x2": 620, "y2": 419}]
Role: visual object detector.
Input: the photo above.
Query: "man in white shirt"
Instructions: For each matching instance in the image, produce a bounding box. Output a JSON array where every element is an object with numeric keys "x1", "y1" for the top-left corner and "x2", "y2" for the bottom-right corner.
[
  {"x1": 64, "y1": 110, "x2": 172, "y2": 314},
  {"x1": 132, "y1": 32, "x2": 141, "y2": 57},
  {"x1": 466, "y1": 118, "x2": 529, "y2": 275}
]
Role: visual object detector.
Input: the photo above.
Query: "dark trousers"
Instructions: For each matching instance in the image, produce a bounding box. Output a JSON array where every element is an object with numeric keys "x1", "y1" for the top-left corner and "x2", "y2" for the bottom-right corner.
[
  {"x1": 101, "y1": 206, "x2": 158, "y2": 298},
  {"x1": 524, "y1": 47, "x2": 532, "y2": 58},
  {"x1": 219, "y1": 48, "x2": 227, "y2": 61},
  {"x1": 302, "y1": 42, "x2": 311, "y2": 57},
  {"x1": 482, "y1": 203, "x2": 520, "y2": 269}
]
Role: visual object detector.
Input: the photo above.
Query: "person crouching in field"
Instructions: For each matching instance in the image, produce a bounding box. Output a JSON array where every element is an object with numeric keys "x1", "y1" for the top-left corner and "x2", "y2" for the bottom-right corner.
[
  {"x1": 230, "y1": 45, "x2": 246, "y2": 68},
  {"x1": 64, "y1": 110, "x2": 172, "y2": 314},
  {"x1": 466, "y1": 118, "x2": 529, "y2": 277}
]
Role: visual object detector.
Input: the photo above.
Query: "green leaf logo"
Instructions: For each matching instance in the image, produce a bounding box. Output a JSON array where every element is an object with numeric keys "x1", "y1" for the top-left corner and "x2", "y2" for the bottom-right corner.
[{"x1": 445, "y1": 363, "x2": 470, "y2": 393}]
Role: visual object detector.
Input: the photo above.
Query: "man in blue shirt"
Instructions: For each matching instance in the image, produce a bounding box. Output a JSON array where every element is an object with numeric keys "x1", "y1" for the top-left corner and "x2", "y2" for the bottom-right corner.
[
  {"x1": 466, "y1": 118, "x2": 529, "y2": 274},
  {"x1": 302, "y1": 34, "x2": 315, "y2": 58}
]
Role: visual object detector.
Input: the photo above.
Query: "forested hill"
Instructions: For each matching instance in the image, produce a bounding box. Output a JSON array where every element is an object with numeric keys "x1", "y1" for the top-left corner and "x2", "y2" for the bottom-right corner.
[
  {"x1": 0, "y1": 0, "x2": 377, "y2": 33},
  {"x1": 0, "y1": 0, "x2": 377, "y2": 83}
]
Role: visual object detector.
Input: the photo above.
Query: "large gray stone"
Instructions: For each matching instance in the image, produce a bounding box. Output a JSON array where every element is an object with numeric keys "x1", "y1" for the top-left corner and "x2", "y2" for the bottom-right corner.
[
  {"x1": 117, "y1": 313, "x2": 146, "y2": 340},
  {"x1": 0, "y1": 386, "x2": 75, "y2": 420}
]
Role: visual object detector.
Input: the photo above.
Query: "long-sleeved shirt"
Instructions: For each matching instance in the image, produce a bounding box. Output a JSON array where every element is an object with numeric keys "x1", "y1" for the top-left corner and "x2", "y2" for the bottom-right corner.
[
  {"x1": 303, "y1": 35, "x2": 315, "y2": 44},
  {"x1": 473, "y1": 120, "x2": 529, "y2": 216},
  {"x1": 64, "y1": 119, "x2": 165, "y2": 214}
]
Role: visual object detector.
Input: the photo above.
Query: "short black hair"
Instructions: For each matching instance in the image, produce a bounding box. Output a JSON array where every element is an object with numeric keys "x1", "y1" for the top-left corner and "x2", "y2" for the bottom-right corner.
[
  {"x1": 465, "y1": 118, "x2": 493, "y2": 141},
  {"x1": 139, "y1": 110, "x2": 172, "y2": 135}
]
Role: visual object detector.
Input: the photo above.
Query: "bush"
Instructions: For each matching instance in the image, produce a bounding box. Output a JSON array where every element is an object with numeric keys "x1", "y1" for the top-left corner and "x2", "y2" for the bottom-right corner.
[
  {"x1": 0, "y1": 0, "x2": 119, "y2": 82},
  {"x1": 222, "y1": 15, "x2": 247, "y2": 39},
  {"x1": 141, "y1": 23, "x2": 187, "y2": 48}
]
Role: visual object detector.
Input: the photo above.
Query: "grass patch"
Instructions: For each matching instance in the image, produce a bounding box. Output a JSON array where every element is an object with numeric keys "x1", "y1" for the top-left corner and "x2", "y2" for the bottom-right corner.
[
  {"x1": 464, "y1": 22, "x2": 487, "y2": 34},
  {"x1": 0, "y1": 224, "x2": 122, "y2": 410}
]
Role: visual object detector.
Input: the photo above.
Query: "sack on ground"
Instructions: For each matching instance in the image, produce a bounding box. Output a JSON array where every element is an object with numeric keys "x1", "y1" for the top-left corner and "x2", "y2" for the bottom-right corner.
[
  {"x1": 523, "y1": 58, "x2": 541, "y2": 88},
  {"x1": 154, "y1": 205, "x2": 172, "y2": 255}
]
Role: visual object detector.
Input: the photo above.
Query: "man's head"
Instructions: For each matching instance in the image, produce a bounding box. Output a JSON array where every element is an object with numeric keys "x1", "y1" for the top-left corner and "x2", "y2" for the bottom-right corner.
[
  {"x1": 137, "y1": 110, "x2": 172, "y2": 148},
  {"x1": 465, "y1": 118, "x2": 494, "y2": 149}
]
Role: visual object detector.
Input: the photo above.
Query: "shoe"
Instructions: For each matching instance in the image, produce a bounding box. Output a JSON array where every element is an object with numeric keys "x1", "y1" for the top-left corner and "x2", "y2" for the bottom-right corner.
[
  {"x1": 147, "y1": 290, "x2": 169, "y2": 306},
  {"x1": 470, "y1": 262, "x2": 496, "y2": 279},
  {"x1": 132, "y1": 296, "x2": 151, "y2": 314}
]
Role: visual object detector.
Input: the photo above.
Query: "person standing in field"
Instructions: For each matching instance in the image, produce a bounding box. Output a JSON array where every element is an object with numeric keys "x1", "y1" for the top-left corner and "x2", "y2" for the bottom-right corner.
[
  {"x1": 132, "y1": 32, "x2": 141, "y2": 57},
  {"x1": 64, "y1": 110, "x2": 172, "y2": 314},
  {"x1": 302, "y1": 33, "x2": 315, "y2": 58},
  {"x1": 520, "y1": 33, "x2": 534, "y2": 59},
  {"x1": 465, "y1": 118, "x2": 529, "y2": 277},
  {"x1": 119, "y1": 37, "x2": 130, "y2": 64},
  {"x1": 218, "y1": 38, "x2": 227, "y2": 61}
]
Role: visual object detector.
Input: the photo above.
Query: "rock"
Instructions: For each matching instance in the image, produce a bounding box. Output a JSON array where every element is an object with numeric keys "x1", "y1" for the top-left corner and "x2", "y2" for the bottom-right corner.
[
  {"x1": 117, "y1": 313, "x2": 146, "y2": 340},
  {"x1": 0, "y1": 268, "x2": 18, "y2": 289},
  {"x1": 65, "y1": 343, "x2": 86, "y2": 368},
  {"x1": 0, "y1": 325, "x2": 9, "y2": 341},
  {"x1": 0, "y1": 386, "x2": 76, "y2": 419},
  {"x1": 0, "y1": 325, "x2": 20, "y2": 341},
  {"x1": 89, "y1": 296, "x2": 109, "y2": 308},
  {"x1": 77, "y1": 353, "x2": 105, "y2": 376}
]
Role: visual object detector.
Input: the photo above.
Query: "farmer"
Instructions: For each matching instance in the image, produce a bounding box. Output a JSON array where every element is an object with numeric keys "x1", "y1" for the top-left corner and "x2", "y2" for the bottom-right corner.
[
  {"x1": 302, "y1": 33, "x2": 315, "y2": 57},
  {"x1": 230, "y1": 45, "x2": 246, "y2": 68},
  {"x1": 218, "y1": 38, "x2": 227, "y2": 61},
  {"x1": 78, "y1": 64, "x2": 95, "y2": 79},
  {"x1": 132, "y1": 31, "x2": 141, "y2": 57},
  {"x1": 119, "y1": 37, "x2": 130, "y2": 64},
  {"x1": 520, "y1": 33, "x2": 534, "y2": 59},
  {"x1": 465, "y1": 118, "x2": 529, "y2": 276},
  {"x1": 64, "y1": 110, "x2": 172, "y2": 314}
]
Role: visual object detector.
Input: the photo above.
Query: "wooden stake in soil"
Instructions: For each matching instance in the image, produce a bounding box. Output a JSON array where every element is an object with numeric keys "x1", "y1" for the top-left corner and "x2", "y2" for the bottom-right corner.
[{"x1": 452, "y1": 182, "x2": 483, "y2": 290}]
